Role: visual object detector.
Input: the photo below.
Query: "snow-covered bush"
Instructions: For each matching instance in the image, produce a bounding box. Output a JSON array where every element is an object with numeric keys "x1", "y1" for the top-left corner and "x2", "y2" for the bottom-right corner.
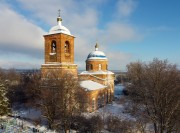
[
  {"x1": 0, "y1": 79, "x2": 10, "y2": 116},
  {"x1": 106, "y1": 115, "x2": 133, "y2": 133}
]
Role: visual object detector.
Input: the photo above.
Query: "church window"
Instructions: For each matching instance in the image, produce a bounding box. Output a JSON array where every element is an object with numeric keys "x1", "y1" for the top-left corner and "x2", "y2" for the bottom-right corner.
[
  {"x1": 106, "y1": 64, "x2": 108, "y2": 70},
  {"x1": 65, "y1": 41, "x2": 70, "y2": 53},
  {"x1": 106, "y1": 91, "x2": 108, "y2": 103},
  {"x1": 101, "y1": 95, "x2": 104, "y2": 106},
  {"x1": 90, "y1": 64, "x2": 93, "y2": 70},
  {"x1": 99, "y1": 64, "x2": 102, "y2": 70},
  {"x1": 98, "y1": 96, "x2": 101, "y2": 108},
  {"x1": 51, "y1": 41, "x2": 56, "y2": 53},
  {"x1": 92, "y1": 99, "x2": 95, "y2": 111},
  {"x1": 88, "y1": 64, "x2": 93, "y2": 70},
  {"x1": 108, "y1": 90, "x2": 111, "y2": 101}
]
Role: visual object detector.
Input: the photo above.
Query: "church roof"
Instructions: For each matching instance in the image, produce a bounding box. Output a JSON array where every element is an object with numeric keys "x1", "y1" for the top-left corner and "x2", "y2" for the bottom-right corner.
[
  {"x1": 80, "y1": 70, "x2": 114, "y2": 75},
  {"x1": 80, "y1": 80, "x2": 107, "y2": 91},
  {"x1": 87, "y1": 43, "x2": 107, "y2": 60},
  {"x1": 48, "y1": 16, "x2": 71, "y2": 36}
]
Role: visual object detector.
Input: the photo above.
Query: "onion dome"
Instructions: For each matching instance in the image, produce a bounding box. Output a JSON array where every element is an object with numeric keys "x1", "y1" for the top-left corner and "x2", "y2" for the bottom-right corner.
[
  {"x1": 87, "y1": 43, "x2": 107, "y2": 60},
  {"x1": 49, "y1": 16, "x2": 71, "y2": 35}
]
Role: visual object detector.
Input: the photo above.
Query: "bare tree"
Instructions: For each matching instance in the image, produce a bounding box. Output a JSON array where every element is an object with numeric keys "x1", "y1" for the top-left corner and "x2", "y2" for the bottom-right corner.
[
  {"x1": 6, "y1": 68, "x2": 21, "y2": 84},
  {"x1": 106, "y1": 115, "x2": 133, "y2": 133},
  {"x1": 40, "y1": 70, "x2": 86, "y2": 132},
  {"x1": 6, "y1": 69, "x2": 23, "y2": 106},
  {"x1": 23, "y1": 71, "x2": 41, "y2": 108},
  {"x1": 126, "y1": 58, "x2": 180, "y2": 133},
  {"x1": 71, "y1": 115, "x2": 104, "y2": 132}
]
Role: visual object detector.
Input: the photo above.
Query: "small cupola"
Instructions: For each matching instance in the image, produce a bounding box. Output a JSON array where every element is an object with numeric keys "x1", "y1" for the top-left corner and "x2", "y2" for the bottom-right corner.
[
  {"x1": 86, "y1": 43, "x2": 108, "y2": 71},
  {"x1": 87, "y1": 43, "x2": 107, "y2": 60}
]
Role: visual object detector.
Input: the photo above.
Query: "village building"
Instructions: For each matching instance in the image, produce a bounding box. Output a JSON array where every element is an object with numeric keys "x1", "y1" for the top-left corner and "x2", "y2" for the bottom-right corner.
[{"x1": 41, "y1": 14, "x2": 114, "y2": 112}]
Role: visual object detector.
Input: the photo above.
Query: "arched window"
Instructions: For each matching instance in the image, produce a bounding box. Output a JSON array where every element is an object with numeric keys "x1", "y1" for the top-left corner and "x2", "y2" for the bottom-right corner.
[
  {"x1": 87, "y1": 64, "x2": 93, "y2": 71},
  {"x1": 51, "y1": 41, "x2": 56, "y2": 53},
  {"x1": 106, "y1": 91, "x2": 108, "y2": 103},
  {"x1": 106, "y1": 64, "x2": 108, "y2": 70},
  {"x1": 98, "y1": 96, "x2": 101, "y2": 108},
  {"x1": 99, "y1": 64, "x2": 102, "y2": 70},
  {"x1": 90, "y1": 64, "x2": 93, "y2": 70},
  {"x1": 101, "y1": 95, "x2": 104, "y2": 106},
  {"x1": 65, "y1": 41, "x2": 70, "y2": 53},
  {"x1": 92, "y1": 99, "x2": 95, "y2": 111}
]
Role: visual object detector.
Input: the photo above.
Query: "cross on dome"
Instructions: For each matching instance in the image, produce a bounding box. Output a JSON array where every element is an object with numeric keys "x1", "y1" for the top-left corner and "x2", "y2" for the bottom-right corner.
[
  {"x1": 48, "y1": 10, "x2": 71, "y2": 35},
  {"x1": 58, "y1": 9, "x2": 61, "y2": 17},
  {"x1": 95, "y1": 43, "x2": 99, "y2": 51},
  {"x1": 57, "y1": 9, "x2": 62, "y2": 22}
]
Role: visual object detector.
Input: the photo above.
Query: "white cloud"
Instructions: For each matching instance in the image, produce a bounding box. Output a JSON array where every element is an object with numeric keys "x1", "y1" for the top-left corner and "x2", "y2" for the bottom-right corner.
[
  {"x1": 14, "y1": 0, "x2": 100, "y2": 68},
  {"x1": 0, "y1": 3, "x2": 45, "y2": 59},
  {"x1": 16, "y1": 0, "x2": 100, "y2": 26},
  {"x1": 117, "y1": 0, "x2": 137, "y2": 17},
  {"x1": 0, "y1": 0, "x2": 141, "y2": 70},
  {"x1": 0, "y1": 60, "x2": 42, "y2": 69},
  {"x1": 106, "y1": 51, "x2": 132, "y2": 71},
  {"x1": 100, "y1": 22, "x2": 139, "y2": 45}
]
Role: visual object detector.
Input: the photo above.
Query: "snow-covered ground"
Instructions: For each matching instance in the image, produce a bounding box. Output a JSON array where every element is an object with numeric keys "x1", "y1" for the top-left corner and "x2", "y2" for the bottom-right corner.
[
  {"x1": 93, "y1": 101, "x2": 134, "y2": 121},
  {"x1": 0, "y1": 107, "x2": 55, "y2": 133},
  {"x1": 0, "y1": 116, "x2": 55, "y2": 133},
  {"x1": 12, "y1": 107, "x2": 41, "y2": 120}
]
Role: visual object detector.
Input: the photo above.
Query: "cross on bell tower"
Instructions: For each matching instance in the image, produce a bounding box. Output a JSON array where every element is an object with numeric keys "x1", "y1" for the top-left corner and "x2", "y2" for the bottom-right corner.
[{"x1": 58, "y1": 9, "x2": 61, "y2": 17}]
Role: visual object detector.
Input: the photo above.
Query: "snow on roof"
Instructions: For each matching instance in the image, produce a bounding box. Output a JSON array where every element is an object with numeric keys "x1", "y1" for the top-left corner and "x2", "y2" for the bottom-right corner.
[
  {"x1": 87, "y1": 50, "x2": 107, "y2": 60},
  {"x1": 86, "y1": 44, "x2": 108, "y2": 60},
  {"x1": 49, "y1": 23, "x2": 71, "y2": 35},
  {"x1": 80, "y1": 80, "x2": 107, "y2": 91},
  {"x1": 80, "y1": 70, "x2": 114, "y2": 75},
  {"x1": 45, "y1": 17, "x2": 73, "y2": 36}
]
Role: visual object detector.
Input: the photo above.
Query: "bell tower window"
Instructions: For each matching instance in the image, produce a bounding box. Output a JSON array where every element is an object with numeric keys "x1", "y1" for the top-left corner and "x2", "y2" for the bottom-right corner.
[
  {"x1": 51, "y1": 41, "x2": 56, "y2": 53},
  {"x1": 65, "y1": 41, "x2": 70, "y2": 53}
]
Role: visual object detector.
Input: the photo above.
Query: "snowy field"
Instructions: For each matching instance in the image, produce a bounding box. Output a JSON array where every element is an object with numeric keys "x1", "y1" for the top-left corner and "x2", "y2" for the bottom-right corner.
[{"x1": 0, "y1": 84, "x2": 129, "y2": 133}]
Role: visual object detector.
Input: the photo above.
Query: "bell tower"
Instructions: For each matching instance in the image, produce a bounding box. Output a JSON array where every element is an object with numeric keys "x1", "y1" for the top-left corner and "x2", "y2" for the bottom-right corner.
[
  {"x1": 44, "y1": 30, "x2": 75, "y2": 63},
  {"x1": 41, "y1": 13, "x2": 77, "y2": 78}
]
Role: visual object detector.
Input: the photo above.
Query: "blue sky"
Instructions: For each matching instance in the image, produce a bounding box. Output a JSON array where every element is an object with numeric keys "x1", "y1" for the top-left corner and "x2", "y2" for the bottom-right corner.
[{"x1": 0, "y1": 0, "x2": 179, "y2": 71}]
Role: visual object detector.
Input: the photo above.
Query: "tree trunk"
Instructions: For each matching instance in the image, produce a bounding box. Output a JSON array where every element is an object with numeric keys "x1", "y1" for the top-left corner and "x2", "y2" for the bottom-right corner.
[
  {"x1": 48, "y1": 121, "x2": 52, "y2": 130},
  {"x1": 154, "y1": 123, "x2": 158, "y2": 133}
]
